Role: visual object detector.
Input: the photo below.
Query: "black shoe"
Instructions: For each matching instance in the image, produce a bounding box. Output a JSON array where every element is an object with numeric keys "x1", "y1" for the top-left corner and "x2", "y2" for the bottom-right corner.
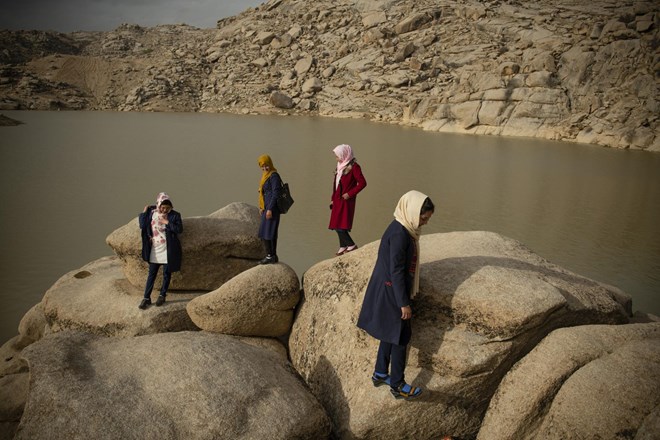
[
  {"x1": 138, "y1": 299, "x2": 151, "y2": 310},
  {"x1": 259, "y1": 255, "x2": 278, "y2": 264},
  {"x1": 156, "y1": 295, "x2": 166, "y2": 306}
]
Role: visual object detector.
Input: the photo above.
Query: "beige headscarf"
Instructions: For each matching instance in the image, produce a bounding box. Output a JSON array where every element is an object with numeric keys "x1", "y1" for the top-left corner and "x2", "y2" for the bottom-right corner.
[{"x1": 393, "y1": 190, "x2": 429, "y2": 297}]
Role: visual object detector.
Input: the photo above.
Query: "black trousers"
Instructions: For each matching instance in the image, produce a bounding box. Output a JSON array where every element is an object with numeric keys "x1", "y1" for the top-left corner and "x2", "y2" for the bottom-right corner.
[
  {"x1": 375, "y1": 340, "x2": 407, "y2": 388},
  {"x1": 262, "y1": 237, "x2": 278, "y2": 256},
  {"x1": 143, "y1": 263, "x2": 171, "y2": 299},
  {"x1": 336, "y1": 229, "x2": 355, "y2": 247}
]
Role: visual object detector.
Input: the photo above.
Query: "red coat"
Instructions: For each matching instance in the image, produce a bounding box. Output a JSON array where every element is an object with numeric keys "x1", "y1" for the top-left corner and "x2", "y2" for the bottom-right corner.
[{"x1": 328, "y1": 162, "x2": 367, "y2": 230}]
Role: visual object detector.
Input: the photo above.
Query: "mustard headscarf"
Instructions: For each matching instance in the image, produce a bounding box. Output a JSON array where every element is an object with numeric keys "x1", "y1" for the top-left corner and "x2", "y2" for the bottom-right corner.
[
  {"x1": 257, "y1": 154, "x2": 277, "y2": 210},
  {"x1": 393, "y1": 190, "x2": 430, "y2": 298}
]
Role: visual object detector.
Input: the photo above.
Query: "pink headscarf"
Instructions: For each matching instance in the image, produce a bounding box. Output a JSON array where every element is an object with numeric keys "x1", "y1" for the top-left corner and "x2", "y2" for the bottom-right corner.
[
  {"x1": 156, "y1": 192, "x2": 171, "y2": 208},
  {"x1": 151, "y1": 192, "x2": 171, "y2": 246},
  {"x1": 333, "y1": 144, "x2": 354, "y2": 189}
]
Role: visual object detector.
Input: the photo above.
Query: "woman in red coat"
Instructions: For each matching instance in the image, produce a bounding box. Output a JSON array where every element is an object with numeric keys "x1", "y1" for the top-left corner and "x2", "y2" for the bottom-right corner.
[{"x1": 329, "y1": 144, "x2": 367, "y2": 256}]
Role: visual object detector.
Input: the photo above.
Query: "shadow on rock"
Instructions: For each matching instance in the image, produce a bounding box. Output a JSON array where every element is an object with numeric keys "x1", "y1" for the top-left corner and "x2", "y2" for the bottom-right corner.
[{"x1": 309, "y1": 355, "x2": 350, "y2": 440}]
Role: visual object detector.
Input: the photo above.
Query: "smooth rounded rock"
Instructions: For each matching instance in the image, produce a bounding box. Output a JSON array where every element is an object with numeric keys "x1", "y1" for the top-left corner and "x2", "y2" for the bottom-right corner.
[
  {"x1": 187, "y1": 263, "x2": 300, "y2": 337},
  {"x1": 106, "y1": 202, "x2": 263, "y2": 291},
  {"x1": 289, "y1": 231, "x2": 631, "y2": 439},
  {"x1": 16, "y1": 331, "x2": 331, "y2": 440}
]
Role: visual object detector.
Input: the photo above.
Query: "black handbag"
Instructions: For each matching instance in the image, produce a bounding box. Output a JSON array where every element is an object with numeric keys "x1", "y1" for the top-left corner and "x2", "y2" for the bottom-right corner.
[{"x1": 277, "y1": 181, "x2": 294, "y2": 214}]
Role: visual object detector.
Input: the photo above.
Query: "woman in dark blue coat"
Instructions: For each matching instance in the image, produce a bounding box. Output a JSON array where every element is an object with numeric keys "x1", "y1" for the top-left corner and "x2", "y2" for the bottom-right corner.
[
  {"x1": 357, "y1": 190, "x2": 434, "y2": 400},
  {"x1": 138, "y1": 192, "x2": 183, "y2": 309},
  {"x1": 257, "y1": 155, "x2": 282, "y2": 264}
]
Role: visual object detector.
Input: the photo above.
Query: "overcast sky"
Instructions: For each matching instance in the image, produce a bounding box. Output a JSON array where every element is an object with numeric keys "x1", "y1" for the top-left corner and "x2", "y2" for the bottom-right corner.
[{"x1": 0, "y1": 0, "x2": 265, "y2": 33}]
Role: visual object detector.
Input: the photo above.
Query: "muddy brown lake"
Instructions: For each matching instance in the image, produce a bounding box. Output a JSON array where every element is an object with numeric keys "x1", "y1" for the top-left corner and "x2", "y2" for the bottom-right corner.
[{"x1": 1, "y1": 110, "x2": 658, "y2": 344}]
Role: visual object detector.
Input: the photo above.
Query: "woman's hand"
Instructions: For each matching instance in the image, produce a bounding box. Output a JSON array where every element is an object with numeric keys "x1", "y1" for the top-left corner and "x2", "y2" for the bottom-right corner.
[
  {"x1": 401, "y1": 306, "x2": 412, "y2": 320},
  {"x1": 342, "y1": 193, "x2": 350, "y2": 200},
  {"x1": 266, "y1": 210, "x2": 272, "y2": 219}
]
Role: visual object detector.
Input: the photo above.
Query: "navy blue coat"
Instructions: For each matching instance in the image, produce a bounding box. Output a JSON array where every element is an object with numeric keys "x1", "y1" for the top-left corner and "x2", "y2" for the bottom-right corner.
[
  {"x1": 357, "y1": 220, "x2": 417, "y2": 346},
  {"x1": 258, "y1": 172, "x2": 282, "y2": 240},
  {"x1": 139, "y1": 207, "x2": 183, "y2": 272}
]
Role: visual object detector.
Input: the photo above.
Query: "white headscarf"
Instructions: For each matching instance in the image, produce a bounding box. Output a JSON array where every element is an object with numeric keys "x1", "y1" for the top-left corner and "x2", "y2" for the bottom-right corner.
[
  {"x1": 393, "y1": 190, "x2": 430, "y2": 297},
  {"x1": 333, "y1": 144, "x2": 354, "y2": 189}
]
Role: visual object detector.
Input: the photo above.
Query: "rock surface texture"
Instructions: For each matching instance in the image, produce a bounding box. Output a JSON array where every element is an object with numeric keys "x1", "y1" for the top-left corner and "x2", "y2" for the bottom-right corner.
[
  {"x1": 0, "y1": 332, "x2": 31, "y2": 440},
  {"x1": 1, "y1": 208, "x2": 658, "y2": 440},
  {"x1": 106, "y1": 202, "x2": 263, "y2": 290},
  {"x1": 187, "y1": 263, "x2": 301, "y2": 337},
  {"x1": 0, "y1": 0, "x2": 657, "y2": 151},
  {"x1": 0, "y1": 372, "x2": 28, "y2": 440},
  {"x1": 15, "y1": 331, "x2": 331, "y2": 440},
  {"x1": 41, "y1": 256, "x2": 201, "y2": 337},
  {"x1": 288, "y1": 231, "x2": 633, "y2": 439},
  {"x1": 477, "y1": 322, "x2": 660, "y2": 440}
]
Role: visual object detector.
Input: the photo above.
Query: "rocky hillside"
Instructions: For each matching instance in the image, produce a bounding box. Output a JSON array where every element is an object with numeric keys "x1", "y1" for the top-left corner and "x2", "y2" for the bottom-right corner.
[{"x1": 0, "y1": 0, "x2": 658, "y2": 151}]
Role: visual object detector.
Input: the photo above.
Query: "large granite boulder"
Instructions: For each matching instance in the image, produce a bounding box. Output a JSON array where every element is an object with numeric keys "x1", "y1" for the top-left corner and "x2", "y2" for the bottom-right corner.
[
  {"x1": 15, "y1": 331, "x2": 331, "y2": 440},
  {"x1": 0, "y1": 336, "x2": 30, "y2": 440},
  {"x1": 187, "y1": 263, "x2": 300, "y2": 337},
  {"x1": 288, "y1": 231, "x2": 631, "y2": 439},
  {"x1": 0, "y1": 337, "x2": 29, "y2": 378},
  {"x1": 106, "y1": 202, "x2": 263, "y2": 291},
  {"x1": 478, "y1": 323, "x2": 660, "y2": 439},
  {"x1": 42, "y1": 256, "x2": 201, "y2": 337},
  {"x1": 0, "y1": 372, "x2": 28, "y2": 440},
  {"x1": 17, "y1": 302, "x2": 47, "y2": 345}
]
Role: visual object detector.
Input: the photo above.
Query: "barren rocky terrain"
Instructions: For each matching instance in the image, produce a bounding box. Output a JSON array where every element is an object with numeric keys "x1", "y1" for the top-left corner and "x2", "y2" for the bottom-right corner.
[
  {"x1": 3, "y1": 206, "x2": 658, "y2": 439},
  {"x1": 0, "y1": 0, "x2": 658, "y2": 150}
]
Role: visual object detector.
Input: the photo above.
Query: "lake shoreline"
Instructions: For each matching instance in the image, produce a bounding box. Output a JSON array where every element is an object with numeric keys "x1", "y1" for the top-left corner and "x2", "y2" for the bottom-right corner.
[{"x1": 1, "y1": 110, "x2": 659, "y2": 347}]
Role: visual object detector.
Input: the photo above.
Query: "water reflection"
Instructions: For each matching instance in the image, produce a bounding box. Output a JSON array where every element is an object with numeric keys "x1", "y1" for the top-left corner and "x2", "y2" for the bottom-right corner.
[{"x1": 0, "y1": 110, "x2": 658, "y2": 344}]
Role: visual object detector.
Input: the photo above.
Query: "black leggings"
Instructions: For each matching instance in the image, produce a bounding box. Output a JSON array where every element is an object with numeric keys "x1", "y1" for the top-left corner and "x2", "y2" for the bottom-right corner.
[{"x1": 336, "y1": 230, "x2": 355, "y2": 247}]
